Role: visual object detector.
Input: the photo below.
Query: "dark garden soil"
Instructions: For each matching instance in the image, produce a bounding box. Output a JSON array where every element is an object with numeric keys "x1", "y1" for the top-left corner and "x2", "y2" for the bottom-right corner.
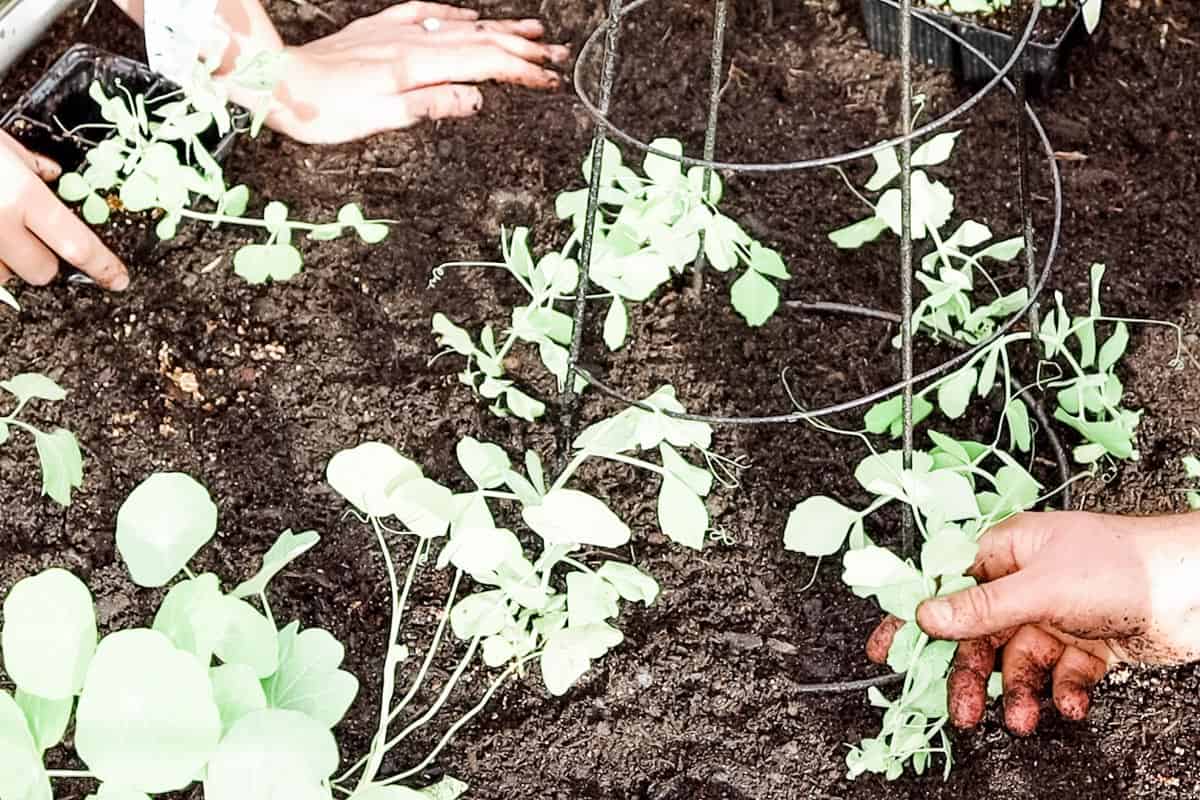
[{"x1": 2, "y1": 0, "x2": 1200, "y2": 798}]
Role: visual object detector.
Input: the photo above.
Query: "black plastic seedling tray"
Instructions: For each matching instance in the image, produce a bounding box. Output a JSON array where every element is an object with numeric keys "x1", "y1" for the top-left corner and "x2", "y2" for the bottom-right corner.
[
  {"x1": 859, "y1": 0, "x2": 1089, "y2": 89},
  {"x1": 1, "y1": 44, "x2": 243, "y2": 274}
]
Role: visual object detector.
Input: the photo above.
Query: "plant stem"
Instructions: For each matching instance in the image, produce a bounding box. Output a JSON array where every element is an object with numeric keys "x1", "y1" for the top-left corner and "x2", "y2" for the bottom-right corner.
[
  {"x1": 46, "y1": 770, "x2": 96, "y2": 779},
  {"x1": 355, "y1": 521, "x2": 424, "y2": 791},
  {"x1": 378, "y1": 637, "x2": 481, "y2": 754}
]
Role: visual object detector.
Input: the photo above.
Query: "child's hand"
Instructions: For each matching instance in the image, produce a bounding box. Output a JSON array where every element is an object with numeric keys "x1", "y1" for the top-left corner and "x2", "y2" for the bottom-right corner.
[
  {"x1": 866, "y1": 511, "x2": 1200, "y2": 735},
  {"x1": 0, "y1": 130, "x2": 129, "y2": 290},
  {"x1": 265, "y1": 2, "x2": 570, "y2": 144}
]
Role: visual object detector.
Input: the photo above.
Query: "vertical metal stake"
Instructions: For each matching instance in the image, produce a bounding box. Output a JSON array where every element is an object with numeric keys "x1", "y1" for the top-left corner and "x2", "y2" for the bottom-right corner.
[
  {"x1": 898, "y1": 0, "x2": 916, "y2": 556},
  {"x1": 692, "y1": 0, "x2": 729, "y2": 288},
  {"x1": 559, "y1": 0, "x2": 626, "y2": 465}
]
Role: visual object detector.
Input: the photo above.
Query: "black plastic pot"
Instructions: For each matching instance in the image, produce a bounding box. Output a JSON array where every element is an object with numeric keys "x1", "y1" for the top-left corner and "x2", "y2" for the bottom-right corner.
[
  {"x1": 859, "y1": 0, "x2": 1088, "y2": 89},
  {"x1": 1, "y1": 44, "x2": 244, "y2": 275}
]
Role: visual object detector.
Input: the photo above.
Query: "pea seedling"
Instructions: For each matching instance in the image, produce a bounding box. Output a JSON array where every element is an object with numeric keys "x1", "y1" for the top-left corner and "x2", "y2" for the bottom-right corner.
[
  {"x1": 922, "y1": 0, "x2": 1101, "y2": 32},
  {"x1": 431, "y1": 138, "x2": 790, "y2": 420},
  {"x1": 0, "y1": 373, "x2": 83, "y2": 506},
  {"x1": 55, "y1": 58, "x2": 389, "y2": 284}
]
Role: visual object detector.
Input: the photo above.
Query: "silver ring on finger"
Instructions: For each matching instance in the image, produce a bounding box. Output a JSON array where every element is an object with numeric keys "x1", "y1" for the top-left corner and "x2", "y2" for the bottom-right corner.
[{"x1": 421, "y1": 17, "x2": 441, "y2": 32}]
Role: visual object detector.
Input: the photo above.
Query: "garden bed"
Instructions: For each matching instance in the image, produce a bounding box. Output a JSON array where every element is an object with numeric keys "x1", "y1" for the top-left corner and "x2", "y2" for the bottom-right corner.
[{"x1": 1, "y1": 0, "x2": 1199, "y2": 798}]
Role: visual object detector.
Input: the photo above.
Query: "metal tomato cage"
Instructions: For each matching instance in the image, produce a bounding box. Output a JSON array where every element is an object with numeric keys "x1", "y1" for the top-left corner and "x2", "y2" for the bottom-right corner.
[{"x1": 557, "y1": 0, "x2": 1071, "y2": 693}]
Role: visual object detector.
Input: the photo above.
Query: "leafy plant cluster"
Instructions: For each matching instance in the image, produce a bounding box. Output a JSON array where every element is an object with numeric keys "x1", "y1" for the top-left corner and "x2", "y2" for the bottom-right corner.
[
  {"x1": 0, "y1": 385, "x2": 721, "y2": 800},
  {"x1": 784, "y1": 126, "x2": 1157, "y2": 778},
  {"x1": 923, "y1": 0, "x2": 1101, "y2": 33},
  {"x1": 55, "y1": 62, "x2": 388, "y2": 285},
  {"x1": 832, "y1": 131, "x2": 1141, "y2": 465},
  {"x1": 431, "y1": 138, "x2": 790, "y2": 421},
  {"x1": 0, "y1": 373, "x2": 82, "y2": 507}
]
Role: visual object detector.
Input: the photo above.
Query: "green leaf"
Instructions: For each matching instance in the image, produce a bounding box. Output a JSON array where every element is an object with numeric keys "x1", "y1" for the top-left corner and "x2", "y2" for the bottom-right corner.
[
  {"x1": 152, "y1": 573, "x2": 227, "y2": 663},
  {"x1": 603, "y1": 297, "x2": 629, "y2": 350},
  {"x1": 14, "y1": 691, "x2": 71, "y2": 752},
  {"x1": 214, "y1": 598, "x2": 278, "y2": 677},
  {"x1": 885, "y1": 621, "x2": 921, "y2": 672},
  {"x1": 783, "y1": 496, "x2": 859, "y2": 557},
  {"x1": 388, "y1": 477, "x2": 456, "y2": 538},
  {"x1": 523, "y1": 489, "x2": 631, "y2": 548},
  {"x1": 75, "y1": 629, "x2": 222, "y2": 793},
  {"x1": 456, "y1": 437, "x2": 511, "y2": 489},
  {"x1": 118, "y1": 171, "x2": 158, "y2": 212},
  {"x1": 504, "y1": 387, "x2": 546, "y2": 421},
  {"x1": 904, "y1": 469, "x2": 979, "y2": 522},
  {"x1": 659, "y1": 443, "x2": 713, "y2": 496},
  {"x1": 233, "y1": 244, "x2": 303, "y2": 284},
  {"x1": 657, "y1": 475, "x2": 708, "y2": 550},
  {"x1": 203, "y1": 709, "x2": 339, "y2": 800},
  {"x1": 829, "y1": 216, "x2": 888, "y2": 249},
  {"x1": 57, "y1": 172, "x2": 91, "y2": 202},
  {"x1": 567, "y1": 572, "x2": 620, "y2": 626},
  {"x1": 2, "y1": 373, "x2": 67, "y2": 406},
  {"x1": 1184, "y1": 456, "x2": 1200, "y2": 480},
  {"x1": 920, "y1": 526, "x2": 977, "y2": 578},
  {"x1": 209, "y1": 664, "x2": 267, "y2": 735},
  {"x1": 525, "y1": 450, "x2": 547, "y2": 495},
  {"x1": 686, "y1": 165, "x2": 723, "y2": 203},
  {"x1": 431, "y1": 314, "x2": 475, "y2": 357},
  {"x1": 439, "y1": 526, "x2": 524, "y2": 582},
  {"x1": 0, "y1": 286, "x2": 17, "y2": 312},
  {"x1": 81, "y1": 192, "x2": 110, "y2": 225},
  {"x1": 596, "y1": 562, "x2": 659, "y2": 605},
  {"x1": 974, "y1": 236, "x2": 1025, "y2": 263},
  {"x1": 842, "y1": 546, "x2": 926, "y2": 621},
  {"x1": 977, "y1": 344, "x2": 1001, "y2": 398},
  {"x1": 703, "y1": 214, "x2": 748, "y2": 271},
  {"x1": 911, "y1": 131, "x2": 960, "y2": 167},
  {"x1": 1, "y1": 568, "x2": 96, "y2": 699},
  {"x1": 450, "y1": 590, "x2": 510, "y2": 639},
  {"x1": 0, "y1": 691, "x2": 50, "y2": 800},
  {"x1": 221, "y1": 185, "x2": 250, "y2": 217},
  {"x1": 936, "y1": 366, "x2": 976, "y2": 420},
  {"x1": 1005, "y1": 399, "x2": 1032, "y2": 452},
  {"x1": 116, "y1": 473, "x2": 218, "y2": 587},
  {"x1": 539, "y1": 623, "x2": 623, "y2": 696},
  {"x1": 730, "y1": 269, "x2": 779, "y2": 327},
  {"x1": 747, "y1": 243, "x2": 789, "y2": 278},
  {"x1": 1073, "y1": 443, "x2": 1109, "y2": 465},
  {"x1": 865, "y1": 147, "x2": 900, "y2": 191},
  {"x1": 33, "y1": 428, "x2": 83, "y2": 506},
  {"x1": 642, "y1": 138, "x2": 684, "y2": 185},
  {"x1": 262, "y1": 623, "x2": 359, "y2": 728},
  {"x1": 326, "y1": 442, "x2": 422, "y2": 518},
  {"x1": 232, "y1": 529, "x2": 321, "y2": 599},
  {"x1": 1053, "y1": 408, "x2": 1137, "y2": 460},
  {"x1": 1098, "y1": 322, "x2": 1130, "y2": 372},
  {"x1": 875, "y1": 171, "x2": 953, "y2": 239},
  {"x1": 863, "y1": 395, "x2": 934, "y2": 437}
]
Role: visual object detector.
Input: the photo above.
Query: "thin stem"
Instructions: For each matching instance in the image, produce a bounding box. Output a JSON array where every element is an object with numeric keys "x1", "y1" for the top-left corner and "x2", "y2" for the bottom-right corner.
[
  {"x1": 382, "y1": 654, "x2": 539, "y2": 785},
  {"x1": 378, "y1": 637, "x2": 481, "y2": 754},
  {"x1": 356, "y1": 521, "x2": 424, "y2": 791},
  {"x1": 46, "y1": 770, "x2": 97, "y2": 779},
  {"x1": 259, "y1": 591, "x2": 276, "y2": 630}
]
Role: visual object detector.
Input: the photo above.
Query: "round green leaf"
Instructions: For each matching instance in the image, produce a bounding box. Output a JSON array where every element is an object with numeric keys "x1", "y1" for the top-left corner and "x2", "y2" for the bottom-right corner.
[
  {"x1": 76, "y1": 629, "x2": 222, "y2": 793},
  {"x1": 0, "y1": 691, "x2": 50, "y2": 800},
  {"x1": 456, "y1": 437, "x2": 511, "y2": 489},
  {"x1": 116, "y1": 473, "x2": 218, "y2": 588},
  {"x1": 57, "y1": 173, "x2": 91, "y2": 202},
  {"x1": 81, "y1": 192, "x2": 111, "y2": 225},
  {"x1": 14, "y1": 690, "x2": 72, "y2": 752},
  {"x1": 327, "y1": 442, "x2": 421, "y2": 517},
  {"x1": 449, "y1": 590, "x2": 510, "y2": 640},
  {"x1": 214, "y1": 597, "x2": 278, "y2": 677},
  {"x1": 783, "y1": 496, "x2": 858, "y2": 557},
  {"x1": 596, "y1": 561, "x2": 659, "y2": 605},
  {"x1": 209, "y1": 664, "x2": 267, "y2": 735},
  {"x1": 656, "y1": 475, "x2": 708, "y2": 550},
  {"x1": 729, "y1": 269, "x2": 779, "y2": 327},
  {"x1": 232, "y1": 529, "x2": 321, "y2": 599},
  {"x1": 1, "y1": 568, "x2": 96, "y2": 699},
  {"x1": 262, "y1": 623, "x2": 359, "y2": 728},
  {"x1": 203, "y1": 709, "x2": 338, "y2": 800}
]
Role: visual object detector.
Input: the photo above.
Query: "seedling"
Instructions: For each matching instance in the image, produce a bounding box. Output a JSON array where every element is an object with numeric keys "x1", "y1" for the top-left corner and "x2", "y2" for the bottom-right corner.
[
  {"x1": 54, "y1": 57, "x2": 389, "y2": 285},
  {"x1": 431, "y1": 138, "x2": 790, "y2": 420},
  {"x1": 0, "y1": 373, "x2": 83, "y2": 506},
  {"x1": 1182, "y1": 456, "x2": 1200, "y2": 510}
]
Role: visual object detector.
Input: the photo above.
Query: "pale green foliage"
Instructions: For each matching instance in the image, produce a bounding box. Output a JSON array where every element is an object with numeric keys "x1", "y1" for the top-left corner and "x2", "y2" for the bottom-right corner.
[
  {"x1": 0, "y1": 476, "x2": 358, "y2": 799},
  {"x1": 831, "y1": 130, "x2": 1029, "y2": 348},
  {"x1": 0, "y1": 373, "x2": 83, "y2": 506},
  {"x1": 432, "y1": 138, "x2": 791, "y2": 421},
  {"x1": 1183, "y1": 456, "x2": 1200, "y2": 510},
  {"x1": 923, "y1": 0, "x2": 1098, "y2": 33},
  {"x1": 57, "y1": 82, "x2": 389, "y2": 284}
]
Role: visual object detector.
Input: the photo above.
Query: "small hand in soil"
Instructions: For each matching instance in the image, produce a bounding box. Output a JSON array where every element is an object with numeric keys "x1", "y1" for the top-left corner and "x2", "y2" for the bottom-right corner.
[
  {"x1": 262, "y1": 1, "x2": 571, "y2": 144},
  {"x1": 866, "y1": 511, "x2": 1200, "y2": 735},
  {"x1": 0, "y1": 130, "x2": 129, "y2": 290}
]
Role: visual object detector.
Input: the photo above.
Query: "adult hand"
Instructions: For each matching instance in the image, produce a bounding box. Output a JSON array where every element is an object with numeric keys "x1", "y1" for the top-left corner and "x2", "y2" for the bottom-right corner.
[
  {"x1": 0, "y1": 131, "x2": 129, "y2": 290},
  {"x1": 264, "y1": 2, "x2": 570, "y2": 144},
  {"x1": 865, "y1": 511, "x2": 1200, "y2": 736}
]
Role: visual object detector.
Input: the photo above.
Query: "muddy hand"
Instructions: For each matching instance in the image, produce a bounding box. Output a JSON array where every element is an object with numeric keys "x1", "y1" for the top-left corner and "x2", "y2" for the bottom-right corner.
[
  {"x1": 0, "y1": 130, "x2": 128, "y2": 290},
  {"x1": 267, "y1": 1, "x2": 570, "y2": 144},
  {"x1": 866, "y1": 511, "x2": 1200, "y2": 735}
]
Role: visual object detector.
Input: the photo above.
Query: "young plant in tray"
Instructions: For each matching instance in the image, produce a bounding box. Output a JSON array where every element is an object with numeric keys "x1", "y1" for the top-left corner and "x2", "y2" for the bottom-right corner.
[
  {"x1": 431, "y1": 138, "x2": 790, "y2": 420},
  {"x1": 922, "y1": 0, "x2": 1102, "y2": 34},
  {"x1": 54, "y1": 57, "x2": 389, "y2": 284},
  {"x1": 0, "y1": 373, "x2": 83, "y2": 506}
]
